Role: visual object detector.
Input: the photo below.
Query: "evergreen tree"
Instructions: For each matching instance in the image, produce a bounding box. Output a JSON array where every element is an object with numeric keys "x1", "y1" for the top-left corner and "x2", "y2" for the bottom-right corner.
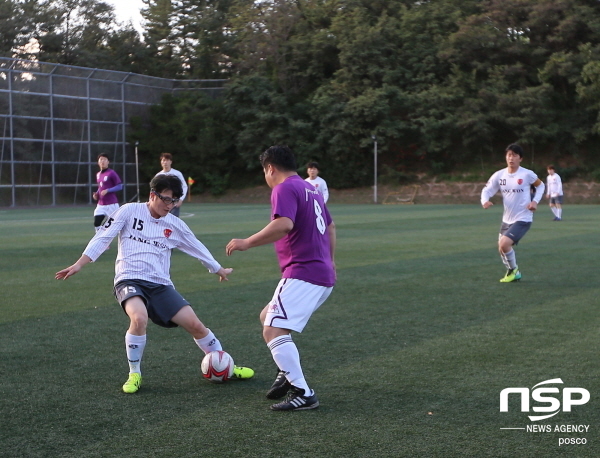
[{"x1": 141, "y1": 0, "x2": 180, "y2": 77}]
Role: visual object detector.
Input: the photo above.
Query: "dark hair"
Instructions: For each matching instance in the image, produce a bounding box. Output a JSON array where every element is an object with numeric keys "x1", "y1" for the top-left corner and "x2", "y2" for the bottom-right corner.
[
  {"x1": 307, "y1": 162, "x2": 320, "y2": 170},
  {"x1": 259, "y1": 145, "x2": 297, "y2": 172},
  {"x1": 150, "y1": 174, "x2": 183, "y2": 198},
  {"x1": 547, "y1": 164, "x2": 555, "y2": 171},
  {"x1": 505, "y1": 144, "x2": 524, "y2": 157},
  {"x1": 160, "y1": 152, "x2": 173, "y2": 161},
  {"x1": 98, "y1": 153, "x2": 110, "y2": 161}
]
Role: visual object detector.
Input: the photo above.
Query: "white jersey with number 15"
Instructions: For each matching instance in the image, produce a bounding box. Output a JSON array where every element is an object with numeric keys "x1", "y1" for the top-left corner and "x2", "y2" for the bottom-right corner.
[{"x1": 83, "y1": 202, "x2": 221, "y2": 286}]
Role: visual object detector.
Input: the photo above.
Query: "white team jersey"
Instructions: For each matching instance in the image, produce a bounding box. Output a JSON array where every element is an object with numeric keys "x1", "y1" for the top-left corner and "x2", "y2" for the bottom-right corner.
[
  {"x1": 481, "y1": 166, "x2": 540, "y2": 224},
  {"x1": 546, "y1": 173, "x2": 563, "y2": 197},
  {"x1": 155, "y1": 168, "x2": 188, "y2": 201},
  {"x1": 83, "y1": 203, "x2": 221, "y2": 286},
  {"x1": 305, "y1": 176, "x2": 329, "y2": 203}
]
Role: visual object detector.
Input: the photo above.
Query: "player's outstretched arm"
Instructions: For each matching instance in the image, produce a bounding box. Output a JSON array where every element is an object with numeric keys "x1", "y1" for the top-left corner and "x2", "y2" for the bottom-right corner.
[
  {"x1": 226, "y1": 238, "x2": 250, "y2": 255},
  {"x1": 226, "y1": 217, "x2": 293, "y2": 256},
  {"x1": 55, "y1": 255, "x2": 92, "y2": 280},
  {"x1": 216, "y1": 267, "x2": 233, "y2": 282}
]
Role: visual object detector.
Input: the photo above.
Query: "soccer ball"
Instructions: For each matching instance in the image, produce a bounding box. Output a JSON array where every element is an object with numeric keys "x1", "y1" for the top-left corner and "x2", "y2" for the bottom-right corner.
[{"x1": 201, "y1": 350, "x2": 234, "y2": 383}]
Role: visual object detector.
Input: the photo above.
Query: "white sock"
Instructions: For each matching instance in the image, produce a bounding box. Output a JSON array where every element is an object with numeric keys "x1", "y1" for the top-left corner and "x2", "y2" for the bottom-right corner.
[
  {"x1": 194, "y1": 329, "x2": 222, "y2": 354},
  {"x1": 503, "y1": 249, "x2": 517, "y2": 270},
  {"x1": 551, "y1": 207, "x2": 558, "y2": 217},
  {"x1": 125, "y1": 333, "x2": 146, "y2": 374},
  {"x1": 267, "y1": 335, "x2": 310, "y2": 395},
  {"x1": 557, "y1": 208, "x2": 562, "y2": 218}
]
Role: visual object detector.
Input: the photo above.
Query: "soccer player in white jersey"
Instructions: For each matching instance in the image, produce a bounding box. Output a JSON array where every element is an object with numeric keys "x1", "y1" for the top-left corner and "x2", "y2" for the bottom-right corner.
[
  {"x1": 155, "y1": 152, "x2": 188, "y2": 217},
  {"x1": 481, "y1": 144, "x2": 545, "y2": 283},
  {"x1": 305, "y1": 161, "x2": 329, "y2": 203},
  {"x1": 227, "y1": 146, "x2": 336, "y2": 411},
  {"x1": 546, "y1": 165, "x2": 564, "y2": 221},
  {"x1": 56, "y1": 174, "x2": 254, "y2": 393}
]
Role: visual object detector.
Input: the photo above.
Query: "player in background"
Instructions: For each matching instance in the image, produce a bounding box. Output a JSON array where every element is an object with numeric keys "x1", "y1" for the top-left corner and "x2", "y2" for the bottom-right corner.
[
  {"x1": 305, "y1": 161, "x2": 329, "y2": 203},
  {"x1": 56, "y1": 174, "x2": 254, "y2": 394},
  {"x1": 226, "y1": 146, "x2": 336, "y2": 411},
  {"x1": 155, "y1": 152, "x2": 188, "y2": 217},
  {"x1": 481, "y1": 144, "x2": 545, "y2": 283},
  {"x1": 93, "y1": 153, "x2": 122, "y2": 232},
  {"x1": 546, "y1": 165, "x2": 564, "y2": 221}
]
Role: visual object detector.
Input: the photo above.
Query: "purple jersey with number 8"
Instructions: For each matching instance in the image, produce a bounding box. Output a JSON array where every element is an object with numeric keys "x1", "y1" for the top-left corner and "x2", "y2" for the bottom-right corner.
[{"x1": 271, "y1": 175, "x2": 335, "y2": 287}]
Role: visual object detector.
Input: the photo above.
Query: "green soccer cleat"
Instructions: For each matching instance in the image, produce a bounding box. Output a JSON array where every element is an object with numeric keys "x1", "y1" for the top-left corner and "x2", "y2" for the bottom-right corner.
[
  {"x1": 232, "y1": 365, "x2": 255, "y2": 379},
  {"x1": 500, "y1": 268, "x2": 522, "y2": 283},
  {"x1": 122, "y1": 373, "x2": 142, "y2": 393}
]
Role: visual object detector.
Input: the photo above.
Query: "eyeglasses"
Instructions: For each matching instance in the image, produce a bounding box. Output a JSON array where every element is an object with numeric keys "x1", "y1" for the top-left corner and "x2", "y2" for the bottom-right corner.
[{"x1": 152, "y1": 190, "x2": 180, "y2": 205}]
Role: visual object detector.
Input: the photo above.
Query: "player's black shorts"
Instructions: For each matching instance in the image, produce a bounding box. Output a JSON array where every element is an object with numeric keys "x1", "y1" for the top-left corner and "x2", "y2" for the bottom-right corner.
[
  {"x1": 499, "y1": 221, "x2": 532, "y2": 245},
  {"x1": 114, "y1": 279, "x2": 189, "y2": 328},
  {"x1": 550, "y1": 196, "x2": 564, "y2": 205}
]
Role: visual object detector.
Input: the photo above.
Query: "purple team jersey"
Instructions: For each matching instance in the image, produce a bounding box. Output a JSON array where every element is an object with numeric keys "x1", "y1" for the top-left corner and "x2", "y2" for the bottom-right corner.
[
  {"x1": 96, "y1": 168, "x2": 121, "y2": 205},
  {"x1": 271, "y1": 175, "x2": 335, "y2": 287}
]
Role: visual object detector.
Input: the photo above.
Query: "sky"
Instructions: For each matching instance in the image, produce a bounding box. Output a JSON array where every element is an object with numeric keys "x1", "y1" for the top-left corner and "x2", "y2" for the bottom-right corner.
[{"x1": 105, "y1": 0, "x2": 145, "y2": 32}]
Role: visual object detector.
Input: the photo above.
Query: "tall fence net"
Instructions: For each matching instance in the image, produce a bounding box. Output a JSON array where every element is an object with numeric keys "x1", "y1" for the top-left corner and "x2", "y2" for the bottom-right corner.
[{"x1": 0, "y1": 57, "x2": 225, "y2": 207}]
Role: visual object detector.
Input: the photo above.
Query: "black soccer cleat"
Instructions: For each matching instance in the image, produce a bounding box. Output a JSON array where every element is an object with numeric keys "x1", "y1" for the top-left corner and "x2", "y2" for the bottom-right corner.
[
  {"x1": 270, "y1": 386, "x2": 319, "y2": 411},
  {"x1": 266, "y1": 370, "x2": 292, "y2": 400}
]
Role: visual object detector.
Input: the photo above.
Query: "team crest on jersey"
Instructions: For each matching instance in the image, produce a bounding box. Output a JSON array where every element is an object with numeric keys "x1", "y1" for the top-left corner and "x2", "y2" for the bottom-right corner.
[
  {"x1": 164, "y1": 229, "x2": 172, "y2": 238},
  {"x1": 517, "y1": 179, "x2": 523, "y2": 185}
]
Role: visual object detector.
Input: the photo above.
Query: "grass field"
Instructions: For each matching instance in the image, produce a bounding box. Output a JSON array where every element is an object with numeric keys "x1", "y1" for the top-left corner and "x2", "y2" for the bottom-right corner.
[{"x1": 1, "y1": 203, "x2": 599, "y2": 457}]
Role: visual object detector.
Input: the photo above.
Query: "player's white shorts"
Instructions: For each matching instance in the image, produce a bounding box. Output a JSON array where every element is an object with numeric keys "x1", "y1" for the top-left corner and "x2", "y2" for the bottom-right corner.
[
  {"x1": 264, "y1": 278, "x2": 333, "y2": 332},
  {"x1": 94, "y1": 203, "x2": 120, "y2": 217}
]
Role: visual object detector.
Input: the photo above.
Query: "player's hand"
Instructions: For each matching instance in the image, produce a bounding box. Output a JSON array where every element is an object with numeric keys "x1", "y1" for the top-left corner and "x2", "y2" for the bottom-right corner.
[
  {"x1": 55, "y1": 264, "x2": 82, "y2": 280},
  {"x1": 527, "y1": 201, "x2": 538, "y2": 212},
  {"x1": 482, "y1": 201, "x2": 493, "y2": 209},
  {"x1": 216, "y1": 267, "x2": 233, "y2": 282},
  {"x1": 92, "y1": 192, "x2": 98, "y2": 201},
  {"x1": 226, "y1": 239, "x2": 250, "y2": 256}
]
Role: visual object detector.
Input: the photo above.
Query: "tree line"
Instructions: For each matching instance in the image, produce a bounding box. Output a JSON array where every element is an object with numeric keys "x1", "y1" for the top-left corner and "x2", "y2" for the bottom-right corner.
[{"x1": 3, "y1": 0, "x2": 600, "y2": 191}]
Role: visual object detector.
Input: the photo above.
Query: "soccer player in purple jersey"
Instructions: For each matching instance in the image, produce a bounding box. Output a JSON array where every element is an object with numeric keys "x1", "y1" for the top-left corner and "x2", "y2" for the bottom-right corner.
[
  {"x1": 226, "y1": 145, "x2": 336, "y2": 411},
  {"x1": 93, "y1": 153, "x2": 122, "y2": 232}
]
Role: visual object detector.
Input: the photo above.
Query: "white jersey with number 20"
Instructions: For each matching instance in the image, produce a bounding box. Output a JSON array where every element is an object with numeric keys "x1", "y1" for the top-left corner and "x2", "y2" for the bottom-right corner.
[{"x1": 481, "y1": 166, "x2": 539, "y2": 224}]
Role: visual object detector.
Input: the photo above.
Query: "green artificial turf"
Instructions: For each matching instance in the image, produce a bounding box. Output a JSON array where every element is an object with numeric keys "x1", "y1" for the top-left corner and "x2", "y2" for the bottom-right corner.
[{"x1": 0, "y1": 203, "x2": 598, "y2": 457}]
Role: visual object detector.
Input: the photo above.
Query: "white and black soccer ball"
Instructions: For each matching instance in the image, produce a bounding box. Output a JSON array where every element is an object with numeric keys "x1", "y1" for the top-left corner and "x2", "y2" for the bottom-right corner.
[{"x1": 201, "y1": 350, "x2": 234, "y2": 383}]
